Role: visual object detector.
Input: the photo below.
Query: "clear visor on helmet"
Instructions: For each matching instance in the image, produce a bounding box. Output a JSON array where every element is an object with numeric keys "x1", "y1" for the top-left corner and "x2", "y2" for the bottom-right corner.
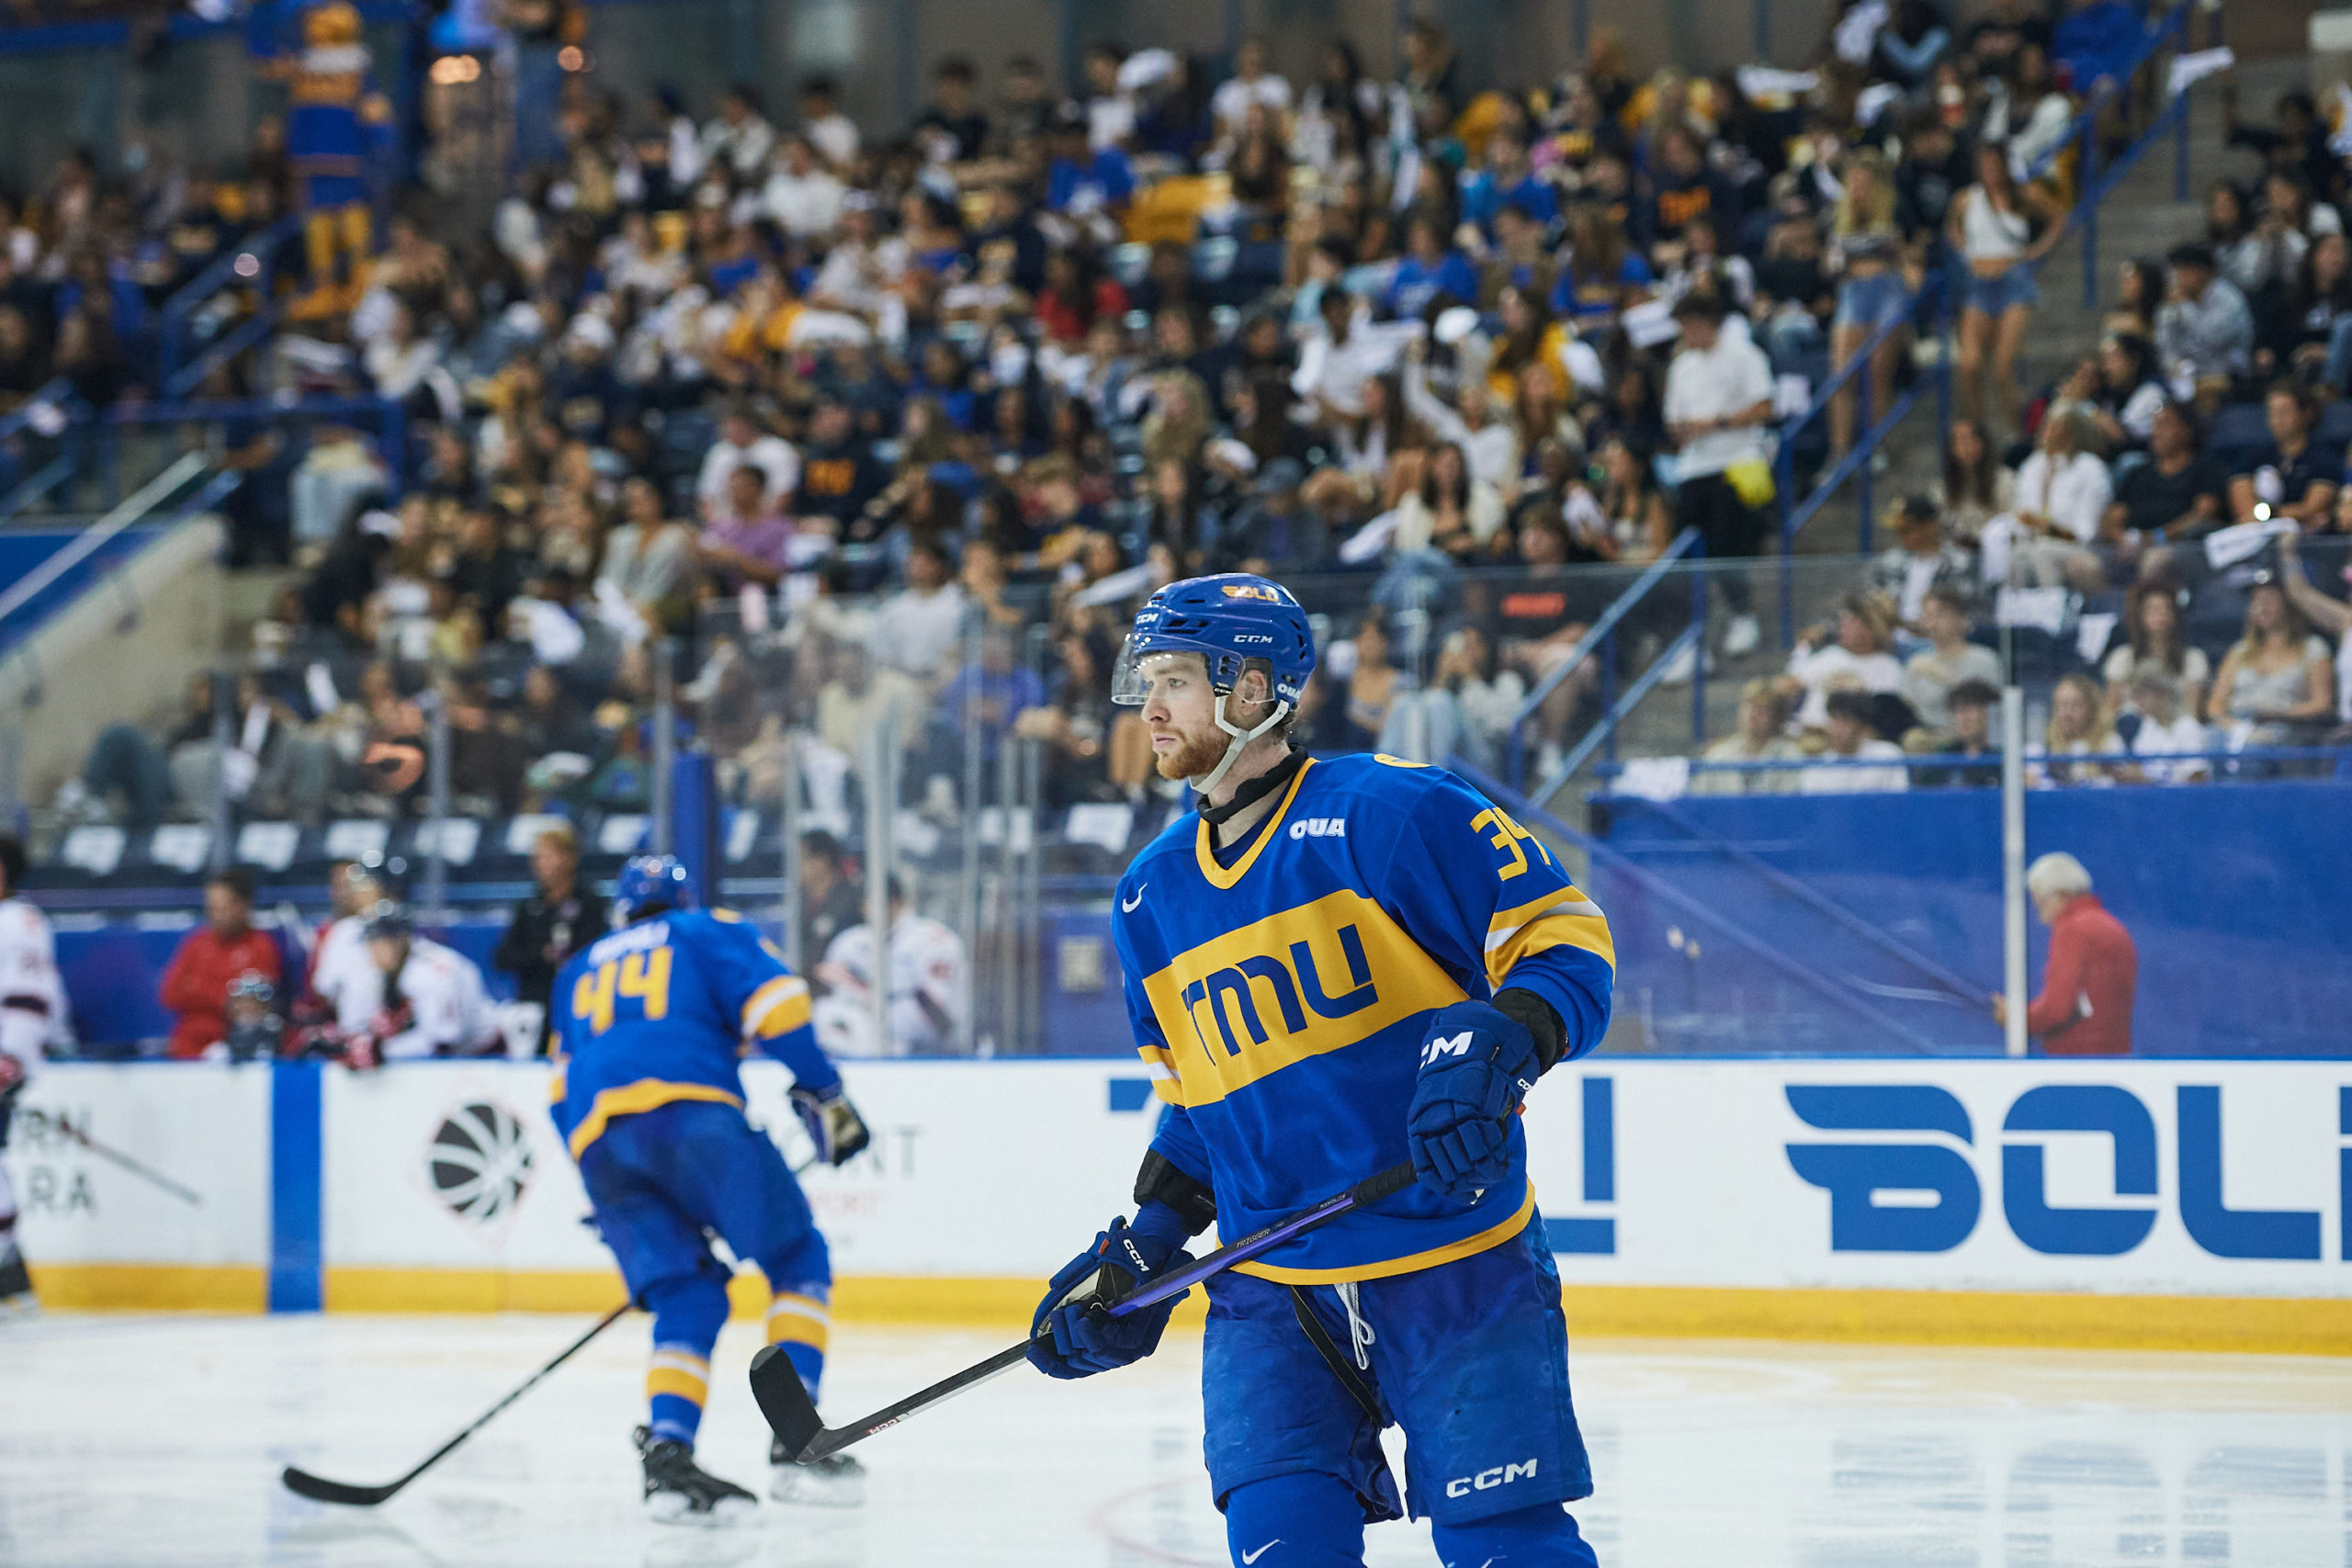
[{"x1": 1111, "y1": 637, "x2": 1215, "y2": 706}]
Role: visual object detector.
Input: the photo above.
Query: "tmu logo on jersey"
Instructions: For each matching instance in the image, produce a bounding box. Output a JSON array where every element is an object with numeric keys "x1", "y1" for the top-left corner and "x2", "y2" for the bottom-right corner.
[
  {"x1": 1785, "y1": 1083, "x2": 2349, "y2": 1261},
  {"x1": 1142, "y1": 890, "x2": 1469, "y2": 1107}
]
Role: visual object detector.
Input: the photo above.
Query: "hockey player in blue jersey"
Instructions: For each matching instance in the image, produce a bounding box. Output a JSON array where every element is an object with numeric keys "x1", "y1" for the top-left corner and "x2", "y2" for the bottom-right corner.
[
  {"x1": 1028, "y1": 576, "x2": 1616, "y2": 1567},
  {"x1": 552, "y1": 855, "x2": 872, "y2": 1524}
]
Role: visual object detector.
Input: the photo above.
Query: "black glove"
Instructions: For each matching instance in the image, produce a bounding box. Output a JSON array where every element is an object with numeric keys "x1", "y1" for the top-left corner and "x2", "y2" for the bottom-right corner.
[
  {"x1": 790, "y1": 1083, "x2": 871, "y2": 1166},
  {"x1": 1025, "y1": 1214, "x2": 1193, "y2": 1380}
]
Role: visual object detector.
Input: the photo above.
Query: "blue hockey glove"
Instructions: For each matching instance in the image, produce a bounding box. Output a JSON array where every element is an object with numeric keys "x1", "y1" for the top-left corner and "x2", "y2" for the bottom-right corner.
[
  {"x1": 790, "y1": 1083, "x2": 871, "y2": 1167},
  {"x1": 1407, "y1": 1000, "x2": 1541, "y2": 1204},
  {"x1": 1025, "y1": 1215, "x2": 1193, "y2": 1380}
]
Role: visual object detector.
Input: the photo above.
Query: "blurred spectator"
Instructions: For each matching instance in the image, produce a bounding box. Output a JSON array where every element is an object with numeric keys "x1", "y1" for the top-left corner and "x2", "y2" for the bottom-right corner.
[
  {"x1": 2208, "y1": 579, "x2": 2335, "y2": 749},
  {"x1": 1786, "y1": 592, "x2": 1904, "y2": 729},
  {"x1": 2103, "y1": 581, "x2": 2211, "y2": 716},
  {"x1": 942, "y1": 626, "x2": 1046, "y2": 764},
  {"x1": 491, "y1": 824, "x2": 606, "y2": 1055},
  {"x1": 1992, "y1": 852, "x2": 2136, "y2": 1055},
  {"x1": 1900, "y1": 585, "x2": 2002, "y2": 730},
  {"x1": 872, "y1": 539, "x2": 968, "y2": 683},
  {"x1": 2123, "y1": 667, "x2": 2211, "y2": 784},
  {"x1": 2154, "y1": 243, "x2": 2253, "y2": 412},
  {"x1": 697, "y1": 464, "x2": 791, "y2": 592},
  {"x1": 696, "y1": 406, "x2": 800, "y2": 516},
  {"x1": 1694, "y1": 680, "x2": 1804, "y2": 795},
  {"x1": 1987, "y1": 407, "x2": 2109, "y2": 591},
  {"x1": 1380, "y1": 624, "x2": 1523, "y2": 773},
  {"x1": 159, "y1": 870, "x2": 283, "y2": 1060},
  {"x1": 1016, "y1": 626, "x2": 1121, "y2": 806},
  {"x1": 2103, "y1": 400, "x2": 2224, "y2": 564},
  {"x1": 1913, "y1": 677, "x2": 2005, "y2": 786},
  {"x1": 2225, "y1": 381, "x2": 2340, "y2": 529},
  {"x1": 1329, "y1": 608, "x2": 1409, "y2": 752},
  {"x1": 796, "y1": 830, "x2": 866, "y2": 965},
  {"x1": 1951, "y1": 141, "x2": 2055, "y2": 434},
  {"x1": 2276, "y1": 531, "x2": 2352, "y2": 733},
  {"x1": 598, "y1": 477, "x2": 696, "y2": 636},
  {"x1": 1935, "y1": 418, "x2": 2014, "y2": 547},
  {"x1": 1390, "y1": 444, "x2": 1503, "y2": 560},
  {"x1": 913, "y1": 58, "x2": 989, "y2": 164},
  {"x1": 2032, "y1": 671, "x2": 2131, "y2": 786},
  {"x1": 1663, "y1": 293, "x2": 1772, "y2": 658},
  {"x1": 1868, "y1": 496, "x2": 1978, "y2": 631},
  {"x1": 1801, "y1": 690, "x2": 1910, "y2": 794}
]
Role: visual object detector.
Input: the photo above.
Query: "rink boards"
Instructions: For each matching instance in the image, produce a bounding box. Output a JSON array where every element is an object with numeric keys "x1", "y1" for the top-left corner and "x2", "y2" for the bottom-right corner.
[{"x1": 9, "y1": 1056, "x2": 2351, "y2": 1351}]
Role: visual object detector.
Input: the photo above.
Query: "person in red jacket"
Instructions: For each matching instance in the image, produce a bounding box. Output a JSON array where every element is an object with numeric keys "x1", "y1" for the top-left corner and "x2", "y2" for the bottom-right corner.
[
  {"x1": 1993, "y1": 852, "x2": 2138, "y2": 1055},
  {"x1": 158, "y1": 869, "x2": 283, "y2": 1060}
]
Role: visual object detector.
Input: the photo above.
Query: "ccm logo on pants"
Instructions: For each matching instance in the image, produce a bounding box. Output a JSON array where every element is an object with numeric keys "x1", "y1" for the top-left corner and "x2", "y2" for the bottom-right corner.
[{"x1": 1445, "y1": 1459, "x2": 1538, "y2": 1499}]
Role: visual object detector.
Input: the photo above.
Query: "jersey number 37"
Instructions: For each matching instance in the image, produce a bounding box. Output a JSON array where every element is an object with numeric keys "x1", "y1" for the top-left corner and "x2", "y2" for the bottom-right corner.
[{"x1": 571, "y1": 948, "x2": 673, "y2": 1036}]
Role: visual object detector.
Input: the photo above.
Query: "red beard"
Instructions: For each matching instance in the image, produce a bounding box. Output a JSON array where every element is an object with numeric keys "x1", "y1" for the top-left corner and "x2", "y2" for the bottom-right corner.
[{"x1": 1153, "y1": 726, "x2": 1231, "y2": 783}]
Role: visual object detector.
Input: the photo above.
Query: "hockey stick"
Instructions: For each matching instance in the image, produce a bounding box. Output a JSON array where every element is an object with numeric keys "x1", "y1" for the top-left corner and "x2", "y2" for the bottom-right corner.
[
  {"x1": 752, "y1": 1159, "x2": 1421, "y2": 1463},
  {"x1": 25, "y1": 1110, "x2": 203, "y2": 1206},
  {"x1": 281, "y1": 1302, "x2": 632, "y2": 1506}
]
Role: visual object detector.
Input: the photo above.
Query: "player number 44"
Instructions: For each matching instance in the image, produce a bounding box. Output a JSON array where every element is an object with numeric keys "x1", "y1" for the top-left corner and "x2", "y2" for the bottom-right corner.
[
  {"x1": 571, "y1": 947, "x2": 673, "y2": 1035},
  {"x1": 1469, "y1": 807, "x2": 1553, "y2": 881}
]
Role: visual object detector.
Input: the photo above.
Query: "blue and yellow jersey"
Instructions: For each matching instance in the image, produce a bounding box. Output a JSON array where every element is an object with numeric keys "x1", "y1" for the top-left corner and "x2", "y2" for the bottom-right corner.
[
  {"x1": 1114, "y1": 754, "x2": 1613, "y2": 1283},
  {"x1": 550, "y1": 908, "x2": 836, "y2": 1162}
]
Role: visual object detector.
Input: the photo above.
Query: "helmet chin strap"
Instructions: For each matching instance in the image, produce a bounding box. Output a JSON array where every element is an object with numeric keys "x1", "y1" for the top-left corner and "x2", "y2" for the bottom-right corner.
[{"x1": 1190, "y1": 692, "x2": 1293, "y2": 800}]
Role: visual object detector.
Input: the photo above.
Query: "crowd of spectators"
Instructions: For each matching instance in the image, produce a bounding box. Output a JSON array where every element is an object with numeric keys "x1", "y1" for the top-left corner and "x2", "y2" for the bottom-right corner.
[
  {"x1": 1674, "y1": 72, "x2": 2352, "y2": 797},
  {"x1": 17, "y1": 1, "x2": 2352, "y2": 855}
]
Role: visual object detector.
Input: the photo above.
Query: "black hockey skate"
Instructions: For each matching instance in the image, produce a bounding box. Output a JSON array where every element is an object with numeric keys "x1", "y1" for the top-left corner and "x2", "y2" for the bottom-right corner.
[
  {"x1": 0, "y1": 1242, "x2": 36, "y2": 1321},
  {"x1": 636, "y1": 1426, "x2": 755, "y2": 1526},
  {"x1": 769, "y1": 1437, "x2": 865, "y2": 1506}
]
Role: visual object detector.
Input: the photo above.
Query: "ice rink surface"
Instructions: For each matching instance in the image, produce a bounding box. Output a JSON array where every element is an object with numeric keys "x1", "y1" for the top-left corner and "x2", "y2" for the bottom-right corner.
[{"x1": 2, "y1": 1312, "x2": 2348, "y2": 1568}]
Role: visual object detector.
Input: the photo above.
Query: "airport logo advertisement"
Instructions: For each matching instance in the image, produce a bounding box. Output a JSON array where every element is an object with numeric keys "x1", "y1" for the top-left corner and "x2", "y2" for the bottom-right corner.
[
  {"x1": 1785, "y1": 1083, "x2": 2352, "y2": 1261},
  {"x1": 424, "y1": 1100, "x2": 536, "y2": 1233}
]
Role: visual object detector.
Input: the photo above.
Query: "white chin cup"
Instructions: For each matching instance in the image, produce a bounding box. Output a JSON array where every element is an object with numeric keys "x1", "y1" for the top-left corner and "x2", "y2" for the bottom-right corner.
[{"x1": 1190, "y1": 693, "x2": 1292, "y2": 799}]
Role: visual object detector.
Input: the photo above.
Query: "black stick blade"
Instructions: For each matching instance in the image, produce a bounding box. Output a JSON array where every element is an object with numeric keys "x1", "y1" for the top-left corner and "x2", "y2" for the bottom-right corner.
[
  {"x1": 749, "y1": 1345, "x2": 824, "y2": 1461},
  {"x1": 280, "y1": 1465, "x2": 401, "y2": 1506}
]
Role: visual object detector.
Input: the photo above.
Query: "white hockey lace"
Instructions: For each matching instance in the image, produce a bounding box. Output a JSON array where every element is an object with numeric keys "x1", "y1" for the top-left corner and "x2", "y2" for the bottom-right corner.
[{"x1": 1335, "y1": 1281, "x2": 1374, "y2": 1371}]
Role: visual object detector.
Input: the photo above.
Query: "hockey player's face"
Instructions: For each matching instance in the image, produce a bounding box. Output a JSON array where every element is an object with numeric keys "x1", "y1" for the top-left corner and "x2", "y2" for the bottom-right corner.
[{"x1": 1139, "y1": 654, "x2": 1227, "y2": 781}]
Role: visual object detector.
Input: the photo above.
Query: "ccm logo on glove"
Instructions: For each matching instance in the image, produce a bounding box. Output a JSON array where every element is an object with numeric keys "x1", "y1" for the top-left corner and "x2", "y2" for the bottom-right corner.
[{"x1": 1419, "y1": 1031, "x2": 1474, "y2": 1067}]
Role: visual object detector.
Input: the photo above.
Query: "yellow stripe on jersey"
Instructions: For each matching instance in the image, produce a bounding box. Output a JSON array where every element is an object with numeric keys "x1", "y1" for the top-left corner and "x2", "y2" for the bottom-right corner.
[
  {"x1": 741, "y1": 975, "x2": 812, "y2": 1039},
  {"x1": 566, "y1": 1080, "x2": 744, "y2": 1159},
  {"x1": 1232, "y1": 1186, "x2": 1538, "y2": 1285},
  {"x1": 1139, "y1": 888, "x2": 1468, "y2": 1109},
  {"x1": 547, "y1": 1060, "x2": 567, "y2": 1104},
  {"x1": 1192, "y1": 759, "x2": 1316, "y2": 890},
  {"x1": 1485, "y1": 886, "x2": 1615, "y2": 987}
]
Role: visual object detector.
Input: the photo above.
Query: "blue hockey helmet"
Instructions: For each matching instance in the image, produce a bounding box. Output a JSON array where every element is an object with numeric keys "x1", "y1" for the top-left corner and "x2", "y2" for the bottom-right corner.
[
  {"x1": 612, "y1": 854, "x2": 697, "y2": 928},
  {"x1": 1112, "y1": 573, "x2": 1317, "y2": 710},
  {"x1": 1113, "y1": 573, "x2": 1317, "y2": 795}
]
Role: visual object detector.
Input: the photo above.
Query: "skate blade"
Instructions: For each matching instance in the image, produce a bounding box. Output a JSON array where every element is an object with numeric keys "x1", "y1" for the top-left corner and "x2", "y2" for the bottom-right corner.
[
  {"x1": 647, "y1": 1493, "x2": 756, "y2": 1529},
  {"x1": 768, "y1": 1468, "x2": 865, "y2": 1508}
]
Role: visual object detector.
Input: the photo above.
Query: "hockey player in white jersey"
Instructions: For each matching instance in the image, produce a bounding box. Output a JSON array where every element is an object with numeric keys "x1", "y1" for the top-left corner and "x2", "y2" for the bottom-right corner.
[
  {"x1": 338, "y1": 907, "x2": 500, "y2": 1066},
  {"x1": 308, "y1": 862, "x2": 385, "y2": 1034},
  {"x1": 810, "y1": 875, "x2": 968, "y2": 1056},
  {"x1": 0, "y1": 837, "x2": 67, "y2": 1314}
]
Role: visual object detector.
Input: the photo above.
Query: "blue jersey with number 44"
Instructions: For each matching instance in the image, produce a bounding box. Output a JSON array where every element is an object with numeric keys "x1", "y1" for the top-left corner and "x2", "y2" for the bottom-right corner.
[
  {"x1": 550, "y1": 908, "x2": 836, "y2": 1161},
  {"x1": 1114, "y1": 754, "x2": 1615, "y2": 1283}
]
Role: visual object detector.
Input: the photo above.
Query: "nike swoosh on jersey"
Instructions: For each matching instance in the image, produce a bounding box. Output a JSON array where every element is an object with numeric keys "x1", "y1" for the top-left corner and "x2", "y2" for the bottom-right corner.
[
  {"x1": 1241, "y1": 1542, "x2": 1283, "y2": 1564},
  {"x1": 1121, "y1": 884, "x2": 1147, "y2": 912}
]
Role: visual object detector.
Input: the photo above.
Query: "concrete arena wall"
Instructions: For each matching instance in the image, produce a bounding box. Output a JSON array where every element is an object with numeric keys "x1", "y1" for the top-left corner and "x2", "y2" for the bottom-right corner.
[{"x1": 11, "y1": 1056, "x2": 2351, "y2": 1352}]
